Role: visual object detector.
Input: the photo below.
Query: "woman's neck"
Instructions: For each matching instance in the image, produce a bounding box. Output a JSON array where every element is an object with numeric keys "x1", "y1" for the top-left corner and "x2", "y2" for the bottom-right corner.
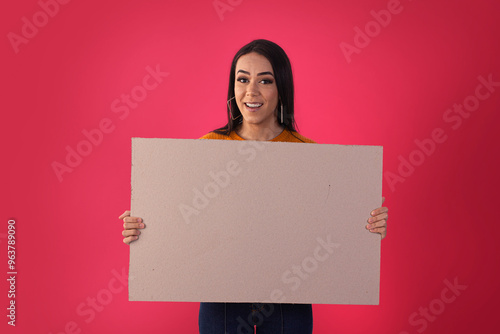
[{"x1": 235, "y1": 121, "x2": 284, "y2": 141}]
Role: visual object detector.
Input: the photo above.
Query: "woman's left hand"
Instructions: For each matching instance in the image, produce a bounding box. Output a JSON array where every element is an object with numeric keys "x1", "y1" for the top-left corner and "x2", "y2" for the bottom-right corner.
[{"x1": 366, "y1": 197, "x2": 388, "y2": 239}]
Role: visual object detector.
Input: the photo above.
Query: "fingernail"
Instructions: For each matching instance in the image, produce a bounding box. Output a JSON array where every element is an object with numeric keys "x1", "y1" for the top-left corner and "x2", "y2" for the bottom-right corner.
[
  {"x1": 366, "y1": 224, "x2": 370, "y2": 230},
  {"x1": 139, "y1": 223, "x2": 145, "y2": 228},
  {"x1": 368, "y1": 218, "x2": 373, "y2": 223},
  {"x1": 137, "y1": 218, "x2": 142, "y2": 223}
]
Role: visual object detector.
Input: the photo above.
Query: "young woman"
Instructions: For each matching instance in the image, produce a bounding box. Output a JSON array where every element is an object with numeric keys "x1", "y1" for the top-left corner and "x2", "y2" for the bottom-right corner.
[{"x1": 120, "y1": 39, "x2": 388, "y2": 334}]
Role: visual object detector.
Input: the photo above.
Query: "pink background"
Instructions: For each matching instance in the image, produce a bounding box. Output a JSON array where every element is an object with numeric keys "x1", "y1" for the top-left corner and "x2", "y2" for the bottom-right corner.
[{"x1": 2, "y1": 0, "x2": 499, "y2": 333}]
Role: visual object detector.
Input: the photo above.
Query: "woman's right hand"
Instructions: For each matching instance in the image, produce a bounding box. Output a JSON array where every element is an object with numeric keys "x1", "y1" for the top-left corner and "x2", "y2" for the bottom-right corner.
[{"x1": 119, "y1": 210, "x2": 145, "y2": 245}]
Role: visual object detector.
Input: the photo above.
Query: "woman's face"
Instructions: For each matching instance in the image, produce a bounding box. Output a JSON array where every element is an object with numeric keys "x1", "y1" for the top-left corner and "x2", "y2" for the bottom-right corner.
[{"x1": 234, "y1": 52, "x2": 279, "y2": 129}]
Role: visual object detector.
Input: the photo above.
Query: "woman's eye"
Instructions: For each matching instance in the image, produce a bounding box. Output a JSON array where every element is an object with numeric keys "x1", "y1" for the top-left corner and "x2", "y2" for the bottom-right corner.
[{"x1": 236, "y1": 77, "x2": 273, "y2": 84}]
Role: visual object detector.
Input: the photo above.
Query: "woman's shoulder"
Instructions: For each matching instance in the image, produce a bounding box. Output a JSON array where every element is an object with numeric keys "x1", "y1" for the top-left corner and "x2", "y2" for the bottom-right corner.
[
  {"x1": 283, "y1": 130, "x2": 316, "y2": 143},
  {"x1": 199, "y1": 129, "x2": 316, "y2": 143},
  {"x1": 198, "y1": 131, "x2": 231, "y2": 140}
]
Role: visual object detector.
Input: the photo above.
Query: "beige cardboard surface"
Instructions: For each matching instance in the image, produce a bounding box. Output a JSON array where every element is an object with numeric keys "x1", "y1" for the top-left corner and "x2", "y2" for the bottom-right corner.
[{"x1": 129, "y1": 138, "x2": 382, "y2": 305}]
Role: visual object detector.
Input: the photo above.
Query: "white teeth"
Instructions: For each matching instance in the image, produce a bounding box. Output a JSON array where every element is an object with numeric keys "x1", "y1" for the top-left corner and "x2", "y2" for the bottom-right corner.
[{"x1": 245, "y1": 103, "x2": 263, "y2": 108}]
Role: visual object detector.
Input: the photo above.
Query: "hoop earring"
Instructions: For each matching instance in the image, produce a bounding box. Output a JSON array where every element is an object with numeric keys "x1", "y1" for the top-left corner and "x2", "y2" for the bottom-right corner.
[
  {"x1": 227, "y1": 96, "x2": 241, "y2": 121},
  {"x1": 278, "y1": 99, "x2": 284, "y2": 124},
  {"x1": 281, "y1": 103, "x2": 284, "y2": 124}
]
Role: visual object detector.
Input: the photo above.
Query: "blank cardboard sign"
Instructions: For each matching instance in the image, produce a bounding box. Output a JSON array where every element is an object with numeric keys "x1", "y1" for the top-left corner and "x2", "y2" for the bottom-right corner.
[{"x1": 129, "y1": 138, "x2": 382, "y2": 305}]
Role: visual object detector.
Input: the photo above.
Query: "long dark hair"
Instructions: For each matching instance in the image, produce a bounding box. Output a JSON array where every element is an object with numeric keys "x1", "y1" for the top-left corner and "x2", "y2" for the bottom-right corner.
[{"x1": 213, "y1": 39, "x2": 299, "y2": 135}]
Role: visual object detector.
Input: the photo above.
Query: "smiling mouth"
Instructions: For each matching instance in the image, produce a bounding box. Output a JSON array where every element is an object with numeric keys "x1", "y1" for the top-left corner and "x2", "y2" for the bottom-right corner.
[{"x1": 244, "y1": 102, "x2": 263, "y2": 111}]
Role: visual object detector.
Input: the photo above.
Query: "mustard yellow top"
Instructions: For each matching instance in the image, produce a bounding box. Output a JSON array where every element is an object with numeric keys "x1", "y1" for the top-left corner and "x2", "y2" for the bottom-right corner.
[{"x1": 199, "y1": 128, "x2": 316, "y2": 143}]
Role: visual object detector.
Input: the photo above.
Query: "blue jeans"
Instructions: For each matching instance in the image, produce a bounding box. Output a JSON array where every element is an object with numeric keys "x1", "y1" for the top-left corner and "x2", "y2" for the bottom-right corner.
[{"x1": 199, "y1": 302, "x2": 313, "y2": 334}]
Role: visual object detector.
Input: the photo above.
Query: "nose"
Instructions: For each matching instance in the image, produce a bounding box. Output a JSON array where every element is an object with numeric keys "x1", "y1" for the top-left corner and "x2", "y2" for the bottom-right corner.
[{"x1": 246, "y1": 81, "x2": 260, "y2": 96}]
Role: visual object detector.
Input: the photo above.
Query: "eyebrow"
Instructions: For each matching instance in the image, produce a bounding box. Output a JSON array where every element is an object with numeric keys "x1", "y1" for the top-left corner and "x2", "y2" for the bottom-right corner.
[{"x1": 237, "y1": 70, "x2": 274, "y2": 77}]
